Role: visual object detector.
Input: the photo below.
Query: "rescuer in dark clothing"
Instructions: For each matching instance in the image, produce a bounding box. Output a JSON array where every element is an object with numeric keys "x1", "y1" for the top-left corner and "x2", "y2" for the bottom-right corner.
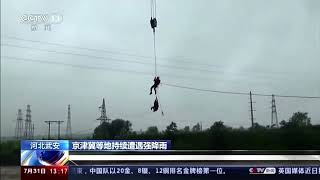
[
  {"x1": 150, "y1": 76, "x2": 161, "y2": 95},
  {"x1": 150, "y1": 17, "x2": 157, "y2": 32},
  {"x1": 151, "y1": 97, "x2": 159, "y2": 112}
]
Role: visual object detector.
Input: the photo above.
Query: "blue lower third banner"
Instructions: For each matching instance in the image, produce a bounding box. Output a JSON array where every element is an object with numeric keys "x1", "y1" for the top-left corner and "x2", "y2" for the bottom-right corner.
[
  {"x1": 21, "y1": 140, "x2": 69, "y2": 166},
  {"x1": 20, "y1": 140, "x2": 171, "y2": 166},
  {"x1": 68, "y1": 166, "x2": 320, "y2": 179}
]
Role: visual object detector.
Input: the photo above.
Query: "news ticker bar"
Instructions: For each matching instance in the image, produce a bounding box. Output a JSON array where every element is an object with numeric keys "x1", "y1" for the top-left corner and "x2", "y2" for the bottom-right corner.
[
  {"x1": 20, "y1": 140, "x2": 320, "y2": 167},
  {"x1": 21, "y1": 165, "x2": 320, "y2": 179},
  {"x1": 69, "y1": 165, "x2": 320, "y2": 176},
  {"x1": 69, "y1": 155, "x2": 320, "y2": 161}
]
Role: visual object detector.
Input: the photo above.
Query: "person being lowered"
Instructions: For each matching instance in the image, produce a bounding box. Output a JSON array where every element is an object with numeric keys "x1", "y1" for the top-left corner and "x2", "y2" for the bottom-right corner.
[
  {"x1": 150, "y1": 17, "x2": 157, "y2": 32},
  {"x1": 151, "y1": 97, "x2": 159, "y2": 112},
  {"x1": 150, "y1": 76, "x2": 161, "y2": 95}
]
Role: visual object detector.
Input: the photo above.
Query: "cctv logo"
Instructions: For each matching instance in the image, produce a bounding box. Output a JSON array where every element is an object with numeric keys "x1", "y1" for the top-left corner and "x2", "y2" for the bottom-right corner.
[
  {"x1": 20, "y1": 13, "x2": 63, "y2": 24},
  {"x1": 249, "y1": 167, "x2": 276, "y2": 175}
]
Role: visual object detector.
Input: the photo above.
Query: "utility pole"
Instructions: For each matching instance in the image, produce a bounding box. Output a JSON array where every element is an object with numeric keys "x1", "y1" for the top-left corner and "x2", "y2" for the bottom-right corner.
[
  {"x1": 45, "y1": 121, "x2": 52, "y2": 139},
  {"x1": 66, "y1": 104, "x2": 72, "y2": 139},
  {"x1": 56, "y1": 121, "x2": 64, "y2": 139},
  {"x1": 45, "y1": 120, "x2": 64, "y2": 139},
  {"x1": 249, "y1": 91, "x2": 254, "y2": 128},
  {"x1": 271, "y1": 94, "x2": 279, "y2": 128}
]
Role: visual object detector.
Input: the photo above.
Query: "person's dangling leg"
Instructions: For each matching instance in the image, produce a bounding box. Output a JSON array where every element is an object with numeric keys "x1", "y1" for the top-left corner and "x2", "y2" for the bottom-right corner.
[
  {"x1": 150, "y1": 85, "x2": 155, "y2": 95},
  {"x1": 154, "y1": 87, "x2": 157, "y2": 95}
]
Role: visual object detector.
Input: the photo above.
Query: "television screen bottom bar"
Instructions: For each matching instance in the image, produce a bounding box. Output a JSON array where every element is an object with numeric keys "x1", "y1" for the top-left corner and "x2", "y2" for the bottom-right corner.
[
  {"x1": 69, "y1": 155, "x2": 320, "y2": 161},
  {"x1": 67, "y1": 165, "x2": 320, "y2": 180}
]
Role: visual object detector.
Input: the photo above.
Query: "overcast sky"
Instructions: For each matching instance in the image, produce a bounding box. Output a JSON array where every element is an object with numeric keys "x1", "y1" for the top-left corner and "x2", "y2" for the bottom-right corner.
[{"x1": 1, "y1": 0, "x2": 320, "y2": 137}]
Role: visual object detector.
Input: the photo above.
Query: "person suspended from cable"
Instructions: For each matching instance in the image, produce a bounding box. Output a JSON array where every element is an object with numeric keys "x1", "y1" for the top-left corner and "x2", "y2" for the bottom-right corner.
[
  {"x1": 150, "y1": 17, "x2": 157, "y2": 33},
  {"x1": 151, "y1": 97, "x2": 159, "y2": 112},
  {"x1": 150, "y1": 0, "x2": 157, "y2": 33},
  {"x1": 150, "y1": 76, "x2": 161, "y2": 95}
]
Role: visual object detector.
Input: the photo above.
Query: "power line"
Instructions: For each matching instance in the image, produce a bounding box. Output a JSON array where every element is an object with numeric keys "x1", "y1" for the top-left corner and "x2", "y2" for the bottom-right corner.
[
  {"x1": 3, "y1": 55, "x2": 320, "y2": 99},
  {"x1": 1, "y1": 35, "x2": 290, "y2": 79},
  {"x1": 2, "y1": 55, "x2": 152, "y2": 75},
  {"x1": 162, "y1": 83, "x2": 249, "y2": 95},
  {"x1": 2, "y1": 35, "x2": 152, "y2": 59},
  {"x1": 1, "y1": 55, "x2": 217, "y2": 81},
  {"x1": 2, "y1": 43, "x2": 246, "y2": 77},
  {"x1": 162, "y1": 83, "x2": 320, "y2": 99},
  {"x1": 1, "y1": 35, "x2": 226, "y2": 68},
  {"x1": 2, "y1": 43, "x2": 152, "y2": 66}
]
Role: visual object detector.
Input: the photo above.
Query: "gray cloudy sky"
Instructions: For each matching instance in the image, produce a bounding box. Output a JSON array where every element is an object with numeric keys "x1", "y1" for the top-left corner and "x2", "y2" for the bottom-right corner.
[{"x1": 1, "y1": 0, "x2": 320, "y2": 137}]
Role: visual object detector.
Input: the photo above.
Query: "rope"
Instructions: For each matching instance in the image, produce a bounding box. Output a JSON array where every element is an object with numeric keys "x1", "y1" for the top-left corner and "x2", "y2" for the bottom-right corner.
[
  {"x1": 153, "y1": 31, "x2": 157, "y2": 76},
  {"x1": 156, "y1": 93, "x2": 165, "y2": 116},
  {"x1": 151, "y1": 0, "x2": 153, "y2": 18},
  {"x1": 150, "y1": 0, "x2": 164, "y2": 116},
  {"x1": 154, "y1": 0, "x2": 157, "y2": 18}
]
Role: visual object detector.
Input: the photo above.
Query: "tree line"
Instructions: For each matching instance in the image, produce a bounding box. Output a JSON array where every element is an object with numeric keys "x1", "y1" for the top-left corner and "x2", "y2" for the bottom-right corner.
[
  {"x1": 93, "y1": 112, "x2": 320, "y2": 150},
  {"x1": 1, "y1": 111, "x2": 319, "y2": 165}
]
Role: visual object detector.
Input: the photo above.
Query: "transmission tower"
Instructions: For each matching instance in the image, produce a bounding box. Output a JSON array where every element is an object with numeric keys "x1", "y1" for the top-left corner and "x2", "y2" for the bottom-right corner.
[
  {"x1": 271, "y1": 94, "x2": 279, "y2": 128},
  {"x1": 97, "y1": 98, "x2": 110, "y2": 124},
  {"x1": 66, "y1": 104, "x2": 72, "y2": 139},
  {"x1": 15, "y1": 109, "x2": 24, "y2": 139},
  {"x1": 24, "y1": 105, "x2": 33, "y2": 139},
  {"x1": 32, "y1": 123, "x2": 34, "y2": 139}
]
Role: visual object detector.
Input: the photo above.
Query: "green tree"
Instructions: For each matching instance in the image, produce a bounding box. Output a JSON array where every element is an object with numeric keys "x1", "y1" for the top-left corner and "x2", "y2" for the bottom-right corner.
[
  {"x1": 183, "y1": 126, "x2": 190, "y2": 132},
  {"x1": 145, "y1": 126, "x2": 159, "y2": 135},
  {"x1": 209, "y1": 121, "x2": 226, "y2": 131},
  {"x1": 165, "y1": 122, "x2": 178, "y2": 134},
  {"x1": 192, "y1": 123, "x2": 201, "y2": 132},
  {"x1": 93, "y1": 119, "x2": 132, "y2": 139},
  {"x1": 251, "y1": 122, "x2": 266, "y2": 129},
  {"x1": 281, "y1": 112, "x2": 311, "y2": 128}
]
